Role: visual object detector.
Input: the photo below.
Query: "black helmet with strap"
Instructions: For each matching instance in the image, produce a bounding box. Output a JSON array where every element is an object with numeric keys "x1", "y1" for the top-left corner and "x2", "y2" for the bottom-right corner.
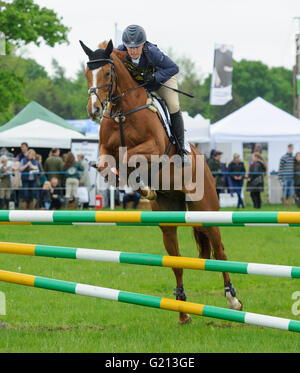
[{"x1": 122, "y1": 25, "x2": 146, "y2": 48}]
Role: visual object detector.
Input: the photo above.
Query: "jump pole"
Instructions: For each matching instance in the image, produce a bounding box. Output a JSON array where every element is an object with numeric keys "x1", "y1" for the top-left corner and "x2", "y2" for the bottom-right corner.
[
  {"x1": 2, "y1": 210, "x2": 300, "y2": 225},
  {"x1": 2, "y1": 222, "x2": 300, "y2": 227},
  {"x1": 1, "y1": 241, "x2": 300, "y2": 279},
  {"x1": 0, "y1": 269, "x2": 299, "y2": 333}
]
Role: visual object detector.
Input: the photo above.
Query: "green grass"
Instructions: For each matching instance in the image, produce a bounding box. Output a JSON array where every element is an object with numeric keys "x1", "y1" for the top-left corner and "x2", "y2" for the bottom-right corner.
[{"x1": 1, "y1": 205, "x2": 300, "y2": 352}]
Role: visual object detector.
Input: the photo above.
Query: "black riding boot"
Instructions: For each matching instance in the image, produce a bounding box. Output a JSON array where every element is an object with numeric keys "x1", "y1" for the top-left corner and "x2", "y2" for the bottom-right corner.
[{"x1": 170, "y1": 111, "x2": 190, "y2": 166}]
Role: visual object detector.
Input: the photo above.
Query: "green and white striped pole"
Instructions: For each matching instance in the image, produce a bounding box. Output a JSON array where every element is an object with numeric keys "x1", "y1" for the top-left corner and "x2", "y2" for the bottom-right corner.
[
  {"x1": 2, "y1": 210, "x2": 300, "y2": 226},
  {"x1": 0, "y1": 269, "x2": 299, "y2": 333},
  {"x1": 1, "y1": 241, "x2": 300, "y2": 279}
]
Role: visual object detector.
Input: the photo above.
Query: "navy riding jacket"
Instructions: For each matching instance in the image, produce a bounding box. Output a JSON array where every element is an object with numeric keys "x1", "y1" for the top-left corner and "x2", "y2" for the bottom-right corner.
[{"x1": 117, "y1": 41, "x2": 179, "y2": 91}]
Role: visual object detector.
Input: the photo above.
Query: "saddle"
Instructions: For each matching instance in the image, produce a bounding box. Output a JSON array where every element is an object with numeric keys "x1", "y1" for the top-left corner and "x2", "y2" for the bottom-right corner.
[{"x1": 146, "y1": 94, "x2": 175, "y2": 145}]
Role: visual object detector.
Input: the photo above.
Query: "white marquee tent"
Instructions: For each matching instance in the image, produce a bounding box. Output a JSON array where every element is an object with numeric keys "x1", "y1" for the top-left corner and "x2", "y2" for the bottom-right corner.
[
  {"x1": 210, "y1": 97, "x2": 300, "y2": 172},
  {"x1": 183, "y1": 111, "x2": 211, "y2": 156},
  {"x1": 183, "y1": 111, "x2": 210, "y2": 143},
  {"x1": 210, "y1": 97, "x2": 300, "y2": 203},
  {"x1": 0, "y1": 101, "x2": 86, "y2": 149}
]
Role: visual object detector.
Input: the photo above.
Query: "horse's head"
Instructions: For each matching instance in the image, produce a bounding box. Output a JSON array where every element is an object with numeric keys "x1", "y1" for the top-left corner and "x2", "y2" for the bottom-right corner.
[{"x1": 80, "y1": 39, "x2": 115, "y2": 121}]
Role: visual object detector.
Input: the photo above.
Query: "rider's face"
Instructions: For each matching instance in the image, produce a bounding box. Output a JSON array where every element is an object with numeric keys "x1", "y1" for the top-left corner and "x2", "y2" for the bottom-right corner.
[{"x1": 127, "y1": 45, "x2": 143, "y2": 59}]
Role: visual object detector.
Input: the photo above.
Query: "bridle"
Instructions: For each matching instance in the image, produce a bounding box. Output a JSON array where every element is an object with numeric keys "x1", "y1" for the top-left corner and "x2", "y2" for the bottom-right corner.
[
  {"x1": 87, "y1": 57, "x2": 148, "y2": 113},
  {"x1": 87, "y1": 56, "x2": 150, "y2": 148},
  {"x1": 87, "y1": 58, "x2": 117, "y2": 111}
]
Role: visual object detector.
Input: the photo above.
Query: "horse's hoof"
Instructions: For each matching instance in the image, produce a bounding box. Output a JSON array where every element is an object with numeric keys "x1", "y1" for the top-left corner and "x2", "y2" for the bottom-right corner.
[
  {"x1": 235, "y1": 299, "x2": 243, "y2": 311},
  {"x1": 140, "y1": 187, "x2": 157, "y2": 200},
  {"x1": 178, "y1": 315, "x2": 192, "y2": 325},
  {"x1": 229, "y1": 299, "x2": 243, "y2": 311}
]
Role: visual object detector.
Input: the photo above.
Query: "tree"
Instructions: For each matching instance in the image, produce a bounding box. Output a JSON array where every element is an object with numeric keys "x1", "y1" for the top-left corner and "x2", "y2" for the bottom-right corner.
[
  {"x1": 0, "y1": 0, "x2": 70, "y2": 52},
  {"x1": 0, "y1": 60, "x2": 26, "y2": 124},
  {"x1": 170, "y1": 52, "x2": 208, "y2": 117},
  {"x1": 0, "y1": 0, "x2": 70, "y2": 125},
  {"x1": 196, "y1": 59, "x2": 294, "y2": 123},
  {"x1": 232, "y1": 60, "x2": 293, "y2": 114}
]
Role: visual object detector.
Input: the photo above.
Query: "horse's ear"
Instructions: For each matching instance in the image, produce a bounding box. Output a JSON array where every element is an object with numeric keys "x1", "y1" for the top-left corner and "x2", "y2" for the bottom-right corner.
[
  {"x1": 105, "y1": 39, "x2": 114, "y2": 57},
  {"x1": 79, "y1": 40, "x2": 93, "y2": 57}
]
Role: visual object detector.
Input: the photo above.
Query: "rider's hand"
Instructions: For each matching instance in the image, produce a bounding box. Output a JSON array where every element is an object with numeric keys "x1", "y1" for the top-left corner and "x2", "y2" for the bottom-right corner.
[{"x1": 143, "y1": 72, "x2": 155, "y2": 84}]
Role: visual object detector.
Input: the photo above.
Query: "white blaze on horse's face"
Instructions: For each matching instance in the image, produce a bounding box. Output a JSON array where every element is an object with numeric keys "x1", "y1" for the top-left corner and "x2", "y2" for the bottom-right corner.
[{"x1": 90, "y1": 67, "x2": 103, "y2": 119}]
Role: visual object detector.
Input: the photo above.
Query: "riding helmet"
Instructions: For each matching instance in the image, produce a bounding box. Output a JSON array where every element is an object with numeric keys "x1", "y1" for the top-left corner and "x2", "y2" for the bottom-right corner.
[{"x1": 122, "y1": 25, "x2": 146, "y2": 48}]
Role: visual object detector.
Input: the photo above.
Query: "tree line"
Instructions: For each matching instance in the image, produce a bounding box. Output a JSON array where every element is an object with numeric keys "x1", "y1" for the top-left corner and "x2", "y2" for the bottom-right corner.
[{"x1": 0, "y1": 0, "x2": 294, "y2": 127}]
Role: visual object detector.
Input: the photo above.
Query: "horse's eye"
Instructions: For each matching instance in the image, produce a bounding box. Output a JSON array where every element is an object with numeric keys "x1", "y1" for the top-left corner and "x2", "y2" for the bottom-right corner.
[{"x1": 105, "y1": 71, "x2": 110, "y2": 78}]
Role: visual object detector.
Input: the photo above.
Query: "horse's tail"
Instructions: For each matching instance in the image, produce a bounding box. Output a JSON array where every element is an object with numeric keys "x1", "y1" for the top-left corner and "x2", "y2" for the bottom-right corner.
[{"x1": 192, "y1": 228, "x2": 211, "y2": 259}]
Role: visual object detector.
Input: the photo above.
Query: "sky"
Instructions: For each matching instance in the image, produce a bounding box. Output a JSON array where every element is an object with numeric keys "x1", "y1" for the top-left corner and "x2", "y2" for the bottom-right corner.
[{"x1": 18, "y1": 0, "x2": 300, "y2": 80}]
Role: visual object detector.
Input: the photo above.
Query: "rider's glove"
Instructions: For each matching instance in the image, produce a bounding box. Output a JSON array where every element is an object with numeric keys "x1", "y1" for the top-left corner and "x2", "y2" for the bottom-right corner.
[{"x1": 143, "y1": 72, "x2": 156, "y2": 84}]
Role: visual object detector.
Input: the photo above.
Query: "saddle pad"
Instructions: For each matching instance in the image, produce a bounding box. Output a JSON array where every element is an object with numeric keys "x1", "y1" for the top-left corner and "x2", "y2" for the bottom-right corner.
[{"x1": 152, "y1": 97, "x2": 191, "y2": 153}]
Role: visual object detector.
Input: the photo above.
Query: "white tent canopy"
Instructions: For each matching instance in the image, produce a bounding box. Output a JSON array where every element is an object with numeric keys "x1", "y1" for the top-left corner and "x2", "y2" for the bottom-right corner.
[
  {"x1": 211, "y1": 97, "x2": 300, "y2": 143},
  {"x1": 0, "y1": 118, "x2": 86, "y2": 148},
  {"x1": 210, "y1": 97, "x2": 300, "y2": 170},
  {"x1": 210, "y1": 97, "x2": 300, "y2": 203},
  {"x1": 183, "y1": 111, "x2": 210, "y2": 143},
  {"x1": 0, "y1": 101, "x2": 87, "y2": 149}
]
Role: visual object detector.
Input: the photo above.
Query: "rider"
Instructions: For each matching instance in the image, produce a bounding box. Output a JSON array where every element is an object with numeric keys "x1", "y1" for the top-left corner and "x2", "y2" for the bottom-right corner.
[{"x1": 117, "y1": 24, "x2": 189, "y2": 163}]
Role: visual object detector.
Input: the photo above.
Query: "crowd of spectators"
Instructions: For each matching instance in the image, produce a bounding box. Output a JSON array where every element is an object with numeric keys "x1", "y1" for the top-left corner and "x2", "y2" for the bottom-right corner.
[
  {"x1": 3, "y1": 142, "x2": 300, "y2": 210},
  {"x1": 0, "y1": 143, "x2": 90, "y2": 210},
  {"x1": 207, "y1": 143, "x2": 300, "y2": 209}
]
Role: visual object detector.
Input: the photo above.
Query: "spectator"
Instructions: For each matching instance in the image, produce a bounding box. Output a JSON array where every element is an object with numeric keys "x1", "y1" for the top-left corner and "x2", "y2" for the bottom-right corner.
[
  {"x1": 279, "y1": 144, "x2": 295, "y2": 208},
  {"x1": 209, "y1": 149, "x2": 216, "y2": 162},
  {"x1": 0, "y1": 147, "x2": 14, "y2": 159},
  {"x1": 228, "y1": 153, "x2": 246, "y2": 208},
  {"x1": 50, "y1": 177, "x2": 64, "y2": 210},
  {"x1": 11, "y1": 161, "x2": 21, "y2": 208},
  {"x1": 44, "y1": 148, "x2": 64, "y2": 184},
  {"x1": 207, "y1": 150, "x2": 223, "y2": 200},
  {"x1": 36, "y1": 154, "x2": 47, "y2": 186},
  {"x1": 40, "y1": 181, "x2": 52, "y2": 210},
  {"x1": 0, "y1": 156, "x2": 12, "y2": 209},
  {"x1": 19, "y1": 149, "x2": 42, "y2": 209},
  {"x1": 63, "y1": 152, "x2": 84, "y2": 209},
  {"x1": 121, "y1": 185, "x2": 141, "y2": 209},
  {"x1": 249, "y1": 143, "x2": 262, "y2": 166},
  {"x1": 294, "y1": 152, "x2": 300, "y2": 208},
  {"x1": 77, "y1": 154, "x2": 91, "y2": 191},
  {"x1": 16, "y1": 142, "x2": 29, "y2": 162},
  {"x1": 35, "y1": 153, "x2": 46, "y2": 206},
  {"x1": 246, "y1": 152, "x2": 266, "y2": 209}
]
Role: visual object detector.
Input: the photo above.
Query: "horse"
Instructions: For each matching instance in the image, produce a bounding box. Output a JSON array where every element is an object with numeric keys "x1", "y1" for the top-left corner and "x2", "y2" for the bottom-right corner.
[{"x1": 80, "y1": 39, "x2": 242, "y2": 324}]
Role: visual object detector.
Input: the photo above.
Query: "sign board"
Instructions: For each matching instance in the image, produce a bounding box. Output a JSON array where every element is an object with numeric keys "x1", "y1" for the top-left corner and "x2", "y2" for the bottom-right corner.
[{"x1": 71, "y1": 139, "x2": 99, "y2": 206}]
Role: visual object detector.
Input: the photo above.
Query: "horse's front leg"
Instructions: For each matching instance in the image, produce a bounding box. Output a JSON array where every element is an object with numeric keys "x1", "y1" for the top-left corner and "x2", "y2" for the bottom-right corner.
[{"x1": 122, "y1": 139, "x2": 159, "y2": 200}]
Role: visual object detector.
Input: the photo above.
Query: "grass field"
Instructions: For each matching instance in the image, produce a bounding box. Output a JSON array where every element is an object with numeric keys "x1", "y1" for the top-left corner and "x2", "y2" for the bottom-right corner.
[{"x1": 1, "y1": 204, "x2": 300, "y2": 353}]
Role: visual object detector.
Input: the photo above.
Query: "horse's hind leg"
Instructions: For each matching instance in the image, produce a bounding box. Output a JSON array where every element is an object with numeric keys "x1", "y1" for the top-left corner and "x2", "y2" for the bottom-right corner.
[
  {"x1": 193, "y1": 226, "x2": 243, "y2": 311},
  {"x1": 159, "y1": 225, "x2": 192, "y2": 324}
]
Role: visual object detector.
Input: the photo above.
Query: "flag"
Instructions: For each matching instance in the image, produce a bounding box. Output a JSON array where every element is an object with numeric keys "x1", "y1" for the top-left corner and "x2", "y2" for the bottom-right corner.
[{"x1": 210, "y1": 43, "x2": 233, "y2": 106}]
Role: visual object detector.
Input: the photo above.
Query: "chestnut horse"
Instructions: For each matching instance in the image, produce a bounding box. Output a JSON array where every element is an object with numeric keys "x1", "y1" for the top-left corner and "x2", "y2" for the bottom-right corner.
[{"x1": 80, "y1": 40, "x2": 242, "y2": 324}]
